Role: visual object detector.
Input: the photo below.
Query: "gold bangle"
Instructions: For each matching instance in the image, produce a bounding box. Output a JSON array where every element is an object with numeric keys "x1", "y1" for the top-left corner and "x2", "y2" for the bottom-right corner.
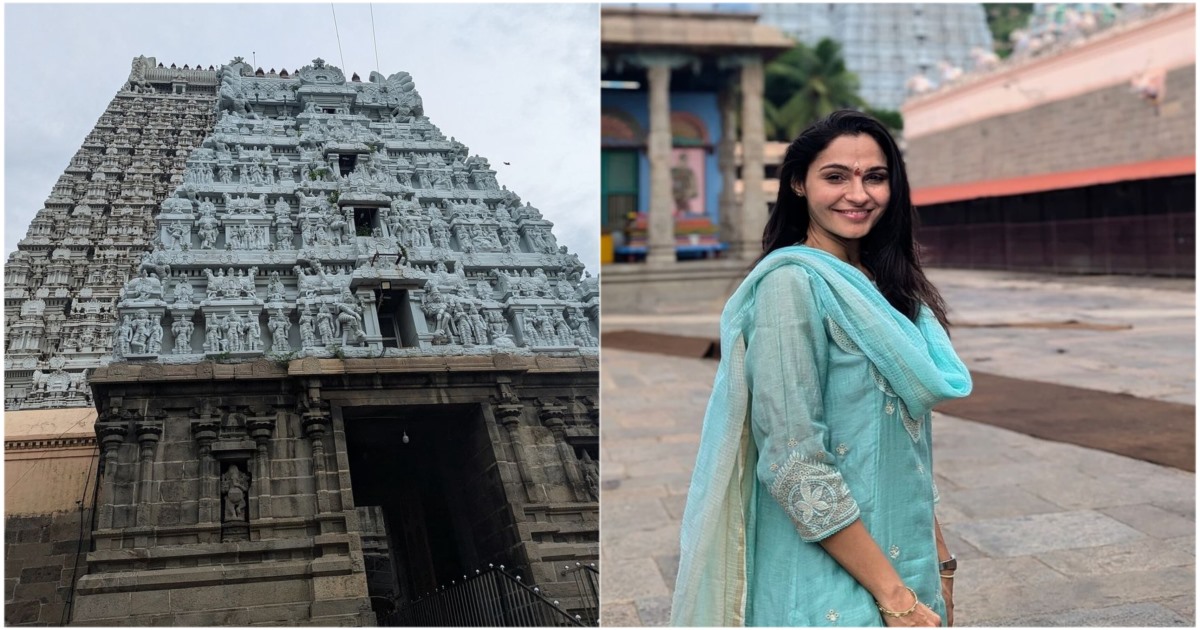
[
  {"x1": 876, "y1": 586, "x2": 920, "y2": 618},
  {"x1": 939, "y1": 573, "x2": 955, "y2": 579}
]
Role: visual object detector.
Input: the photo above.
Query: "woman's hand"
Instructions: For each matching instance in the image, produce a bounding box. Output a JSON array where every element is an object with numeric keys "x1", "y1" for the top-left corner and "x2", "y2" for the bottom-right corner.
[
  {"x1": 941, "y1": 575, "x2": 954, "y2": 626},
  {"x1": 880, "y1": 601, "x2": 941, "y2": 627}
]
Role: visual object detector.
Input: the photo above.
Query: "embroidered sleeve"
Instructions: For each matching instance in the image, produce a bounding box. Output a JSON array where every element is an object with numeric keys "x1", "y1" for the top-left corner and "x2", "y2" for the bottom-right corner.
[
  {"x1": 770, "y1": 451, "x2": 861, "y2": 541},
  {"x1": 746, "y1": 266, "x2": 861, "y2": 543}
]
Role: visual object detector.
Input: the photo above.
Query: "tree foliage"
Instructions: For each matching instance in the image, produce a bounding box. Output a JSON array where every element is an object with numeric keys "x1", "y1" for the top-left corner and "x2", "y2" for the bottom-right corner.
[
  {"x1": 762, "y1": 38, "x2": 904, "y2": 140},
  {"x1": 764, "y1": 38, "x2": 868, "y2": 142},
  {"x1": 984, "y1": 4, "x2": 1035, "y2": 58}
]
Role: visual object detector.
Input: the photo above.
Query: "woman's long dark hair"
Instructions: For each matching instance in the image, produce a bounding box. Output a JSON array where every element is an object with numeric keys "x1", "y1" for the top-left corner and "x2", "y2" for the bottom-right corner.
[{"x1": 761, "y1": 110, "x2": 950, "y2": 328}]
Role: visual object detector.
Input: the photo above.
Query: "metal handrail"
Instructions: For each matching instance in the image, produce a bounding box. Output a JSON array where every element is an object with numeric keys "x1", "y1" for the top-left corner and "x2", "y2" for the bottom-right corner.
[
  {"x1": 561, "y1": 563, "x2": 599, "y2": 626},
  {"x1": 381, "y1": 565, "x2": 586, "y2": 627}
]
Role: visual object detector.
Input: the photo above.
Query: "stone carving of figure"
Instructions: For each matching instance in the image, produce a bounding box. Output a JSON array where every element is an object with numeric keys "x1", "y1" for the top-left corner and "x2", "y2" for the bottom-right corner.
[
  {"x1": 244, "y1": 311, "x2": 262, "y2": 351},
  {"x1": 299, "y1": 308, "x2": 317, "y2": 350},
  {"x1": 407, "y1": 215, "x2": 431, "y2": 247},
  {"x1": 522, "y1": 310, "x2": 543, "y2": 347},
  {"x1": 333, "y1": 290, "x2": 366, "y2": 346},
  {"x1": 249, "y1": 162, "x2": 266, "y2": 185},
  {"x1": 266, "y1": 271, "x2": 286, "y2": 303},
  {"x1": 224, "y1": 313, "x2": 243, "y2": 352},
  {"x1": 268, "y1": 309, "x2": 291, "y2": 352},
  {"x1": 166, "y1": 222, "x2": 190, "y2": 250},
  {"x1": 316, "y1": 304, "x2": 335, "y2": 346},
  {"x1": 569, "y1": 308, "x2": 597, "y2": 347},
  {"x1": 148, "y1": 317, "x2": 164, "y2": 354},
  {"x1": 117, "y1": 315, "x2": 133, "y2": 356},
  {"x1": 220, "y1": 464, "x2": 250, "y2": 522},
  {"x1": 580, "y1": 451, "x2": 599, "y2": 500},
  {"x1": 219, "y1": 164, "x2": 233, "y2": 184},
  {"x1": 467, "y1": 303, "x2": 489, "y2": 346},
  {"x1": 430, "y1": 218, "x2": 451, "y2": 249},
  {"x1": 171, "y1": 318, "x2": 194, "y2": 354},
  {"x1": 499, "y1": 227, "x2": 521, "y2": 253},
  {"x1": 205, "y1": 318, "x2": 221, "y2": 352},
  {"x1": 128, "y1": 309, "x2": 152, "y2": 354},
  {"x1": 450, "y1": 303, "x2": 473, "y2": 346},
  {"x1": 422, "y1": 286, "x2": 453, "y2": 344},
  {"x1": 196, "y1": 205, "x2": 221, "y2": 249}
]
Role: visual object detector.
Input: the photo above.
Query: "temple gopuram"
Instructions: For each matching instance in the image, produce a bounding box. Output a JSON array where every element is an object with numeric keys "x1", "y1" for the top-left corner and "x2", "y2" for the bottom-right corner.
[{"x1": 5, "y1": 56, "x2": 598, "y2": 627}]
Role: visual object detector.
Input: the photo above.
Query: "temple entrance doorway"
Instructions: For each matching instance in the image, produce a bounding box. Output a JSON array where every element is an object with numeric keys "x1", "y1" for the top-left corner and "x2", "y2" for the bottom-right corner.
[{"x1": 343, "y1": 403, "x2": 517, "y2": 625}]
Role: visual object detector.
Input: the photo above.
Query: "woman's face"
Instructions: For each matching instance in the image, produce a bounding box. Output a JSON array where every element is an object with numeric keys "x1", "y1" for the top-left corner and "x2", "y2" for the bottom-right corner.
[{"x1": 795, "y1": 133, "x2": 890, "y2": 245}]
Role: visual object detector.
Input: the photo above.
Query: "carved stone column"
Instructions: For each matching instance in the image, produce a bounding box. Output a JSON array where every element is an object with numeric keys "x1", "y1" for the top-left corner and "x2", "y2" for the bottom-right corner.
[
  {"x1": 247, "y1": 413, "x2": 276, "y2": 521},
  {"x1": 539, "y1": 401, "x2": 587, "y2": 502},
  {"x1": 302, "y1": 401, "x2": 332, "y2": 515},
  {"x1": 95, "y1": 418, "x2": 129, "y2": 531},
  {"x1": 495, "y1": 402, "x2": 546, "y2": 504},
  {"x1": 645, "y1": 62, "x2": 676, "y2": 266},
  {"x1": 355, "y1": 288, "x2": 383, "y2": 351},
  {"x1": 737, "y1": 57, "x2": 767, "y2": 261},
  {"x1": 133, "y1": 419, "x2": 163, "y2": 527},
  {"x1": 717, "y1": 80, "x2": 739, "y2": 249},
  {"x1": 190, "y1": 412, "x2": 221, "y2": 526}
]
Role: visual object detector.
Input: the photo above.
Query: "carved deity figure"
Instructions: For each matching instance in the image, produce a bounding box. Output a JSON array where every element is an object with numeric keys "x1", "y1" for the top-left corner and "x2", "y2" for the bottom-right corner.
[
  {"x1": 316, "y1": 304, "x2": 335, "y2": 346},
  {"x1": 569, "y1": 308, "x2": 597, "y2": 347},
  {"x1": 268, "y1": 309, "x2": 291, "y2": 352},
  {"x1": 128, "y1": 309, "x2": 153, "y2": 354},
  {"x1": 266, "y1": 271, "x2": 286, "y2": 303},
  {"x1": 299, "y1": 308, "x2": 317, "y2": 350},
  {"x1": 422, "y1": 286, "x2": 453, "y2": 344},
  {"x1": 334, "y1": 290, "x2": 366, "y2": 346},
  {"x1": 580, "y1": 451, "x2": 600, "y2": 500},
  {"x1": 148, "y1": 317, "x2": 164, "y2": 354},
  {"x1": 467, "y1": 303, "x2": 490, "y2": 346},
  {"x1": 196, "y1": 205, "x2": 221, "y2": 249},
  {"x1": 245, "y1": 311, "x2": 262, "y2": 351},
  {"x1": 117, "y1": 315, "x2": 133, "y2": 356},
  {"x1": 165, "y1": 222, "x2": 190, "y2": 250},
  {"x1": 220, "y1": 464, "x2": 250, "y2": 522},
  {"x1": 171, "y1": 318, "x2": 194, "y2": 354},
  {"x1": 219, "y1": 164, "x2": 233, "y2": 184}
]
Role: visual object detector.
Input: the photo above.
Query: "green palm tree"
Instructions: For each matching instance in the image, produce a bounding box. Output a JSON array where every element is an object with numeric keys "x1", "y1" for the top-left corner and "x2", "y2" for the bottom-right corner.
[{"x1": 764, "y1": 38, "x2": 867, "y2": 142}]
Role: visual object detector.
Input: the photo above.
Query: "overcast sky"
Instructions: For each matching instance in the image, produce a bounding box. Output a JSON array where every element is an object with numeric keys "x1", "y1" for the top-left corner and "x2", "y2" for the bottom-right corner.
[{"x1": 3, "y1": 3, "x2": 600, "y2": 272}]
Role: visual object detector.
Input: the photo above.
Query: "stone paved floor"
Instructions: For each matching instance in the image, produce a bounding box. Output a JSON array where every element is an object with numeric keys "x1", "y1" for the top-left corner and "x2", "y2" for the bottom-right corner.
[{"x1": 599, "y1": 268, "x2": 1195, "y2": 626}]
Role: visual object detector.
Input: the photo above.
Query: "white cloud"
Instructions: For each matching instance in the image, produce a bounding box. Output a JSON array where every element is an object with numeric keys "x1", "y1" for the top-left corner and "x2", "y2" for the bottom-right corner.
[{"x1": 3, "y1": 3, "x2": 600, "y2": 273}]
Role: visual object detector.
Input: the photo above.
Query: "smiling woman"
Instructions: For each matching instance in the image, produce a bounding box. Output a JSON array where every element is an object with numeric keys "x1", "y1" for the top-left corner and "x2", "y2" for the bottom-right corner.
[{"x1": 671, "y1": 111, "x2": 974, "y2": 627}]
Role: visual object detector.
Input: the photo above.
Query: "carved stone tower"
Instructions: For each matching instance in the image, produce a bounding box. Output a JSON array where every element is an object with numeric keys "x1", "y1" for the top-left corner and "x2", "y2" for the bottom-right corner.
[
  {"x1": 5, "y1": 56, "x2": 219, "y2": 410},
  {"x1": 65, "y1": 57, "x2": 599, "y2": 626}
]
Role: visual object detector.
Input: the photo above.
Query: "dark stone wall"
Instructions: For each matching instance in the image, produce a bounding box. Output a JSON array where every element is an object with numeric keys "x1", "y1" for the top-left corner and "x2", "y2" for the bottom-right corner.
[{"x1": 5, "y1": 510, "x2": 93, "y2": 626}]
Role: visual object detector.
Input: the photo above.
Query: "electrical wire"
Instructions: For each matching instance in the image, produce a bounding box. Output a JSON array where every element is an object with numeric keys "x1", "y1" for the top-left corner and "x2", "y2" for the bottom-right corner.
[
  {"x1": 331, "y1": 4, "x2": 346, "y2": 72},
  {"x1": 371, "y1": 4, "x2": 381, "y2": 75},
  {"x1": 61, "y1": 446, "x2": 100, "y2": 625}
]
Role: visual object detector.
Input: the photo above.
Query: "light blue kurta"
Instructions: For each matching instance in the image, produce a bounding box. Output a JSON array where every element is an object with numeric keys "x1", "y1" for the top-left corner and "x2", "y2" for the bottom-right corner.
[{"x1": 671, "y1": 246, "x2": 972, "y2": 627}]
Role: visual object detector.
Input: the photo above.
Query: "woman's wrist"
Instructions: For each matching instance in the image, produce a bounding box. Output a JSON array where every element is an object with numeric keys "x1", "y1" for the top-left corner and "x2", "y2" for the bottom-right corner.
[{"x1": 874, "y1": 582, "x2": 916, "y2": 611}]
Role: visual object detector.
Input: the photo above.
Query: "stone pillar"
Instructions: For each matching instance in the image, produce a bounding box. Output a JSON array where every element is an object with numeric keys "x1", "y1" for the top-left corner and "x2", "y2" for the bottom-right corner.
[
  {"x1": 302, "y1": 402, "x2": 332, "y2": 515},
  {"x1": 645, "y1": 62, "x2": 676, "y2": 266},
  {"x1": 496, "y1": 402, "x2": 547, "y2": 503},
  {"x1": 355, "y1": 288, "x2": 383, "y2": 351},
  {"x1": 717, "y1": 81, "x2": 739, "y2": 249},
  {"x1": 95, "y1": 421, "x2": 128, "y2": 531},
  {"x1": 191, "y1": 417, "x2": 220, "y2": 526},
  {"x1": 247, "y1": 414, "x2": 276, "y2": 521},
  {"x1": 539, "y1": 401, "x2": 587, "y2": 502},
  {"x1": 737, "y1": 57, "x2": 768, "y2": 261},
  {"x1": 133, "y1": 420, "x2": 163, "y2": 527}
]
